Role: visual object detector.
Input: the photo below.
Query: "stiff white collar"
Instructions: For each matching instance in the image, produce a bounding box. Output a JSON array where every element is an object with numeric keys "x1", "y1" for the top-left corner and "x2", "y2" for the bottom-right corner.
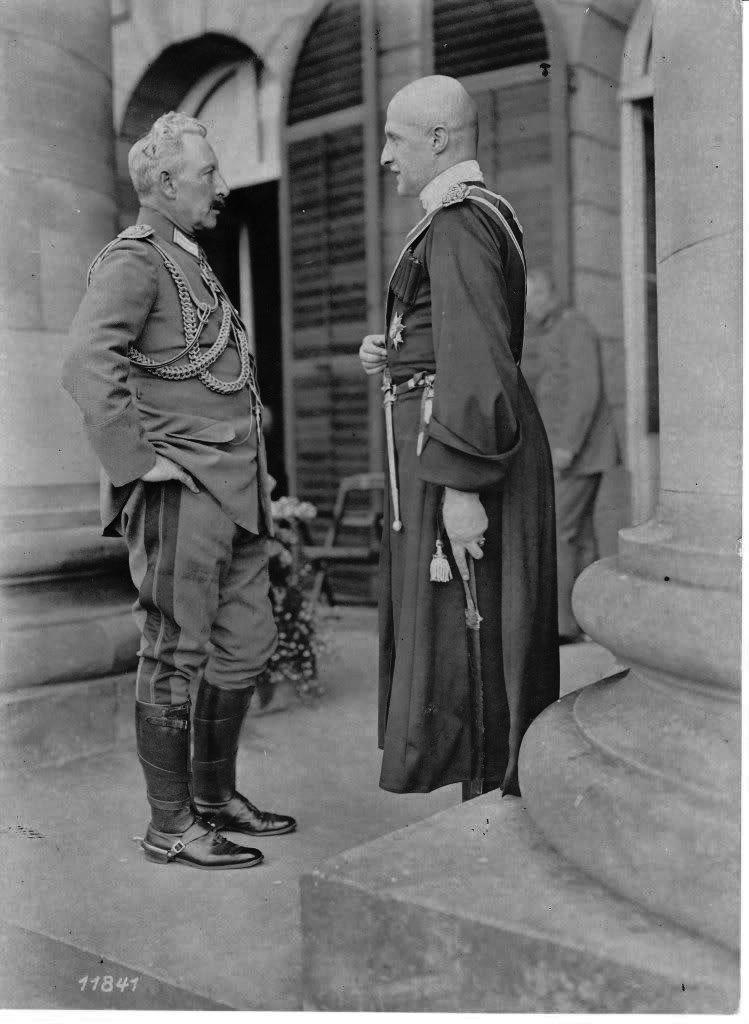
[
  {"x1": 419, "y1": 160, "x2": 485, "y2": 214},
  {"x1": 173, "y1": 226, "x2": 200, "y2": 258}
]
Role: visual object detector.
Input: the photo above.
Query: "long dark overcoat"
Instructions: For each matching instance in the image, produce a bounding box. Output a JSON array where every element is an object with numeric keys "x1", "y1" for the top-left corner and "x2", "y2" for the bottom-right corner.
[{"x1": 377, "y1": 182, "x2": 560, "y2": 795}]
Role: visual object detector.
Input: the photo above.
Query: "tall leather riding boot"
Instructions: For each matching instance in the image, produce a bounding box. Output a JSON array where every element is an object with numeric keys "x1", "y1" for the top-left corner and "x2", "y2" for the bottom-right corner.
[
  {"x1": 135, "y1": 698, "x2": 263, "y2": 869},
  {"x1": 192, "y1": 679, "x2": 297, "y2": 836}
]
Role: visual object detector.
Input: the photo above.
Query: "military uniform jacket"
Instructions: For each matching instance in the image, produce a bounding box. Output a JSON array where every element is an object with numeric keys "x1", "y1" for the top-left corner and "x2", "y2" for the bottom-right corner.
[
  {"x1": 378, "y1": 180, "x2": 560, "y2": 795},
  {"x1": 62, "y1": 208, "x2": 273, "y2": 537},
  {"x1": 523, "y1": 305, "x2": 619, "y2": 475}
]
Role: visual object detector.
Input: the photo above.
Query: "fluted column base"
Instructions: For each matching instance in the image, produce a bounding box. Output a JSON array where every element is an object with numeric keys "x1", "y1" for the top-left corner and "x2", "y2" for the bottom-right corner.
[
  {"x1": 301, "y1": 793, "x2": 738, "y2": 1011},
  {"x1": 519, "y1": 554, "x2": 739, "y2": 953}
]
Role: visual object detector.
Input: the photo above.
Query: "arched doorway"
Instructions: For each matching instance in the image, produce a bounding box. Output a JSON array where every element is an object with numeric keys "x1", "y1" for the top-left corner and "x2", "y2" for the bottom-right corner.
[
  {"x1": 620, "y1": 0, "x2": 658, "y2": 524},
  {"x1": 117, "y1": 34, "x2": 286, "y2": 489}
]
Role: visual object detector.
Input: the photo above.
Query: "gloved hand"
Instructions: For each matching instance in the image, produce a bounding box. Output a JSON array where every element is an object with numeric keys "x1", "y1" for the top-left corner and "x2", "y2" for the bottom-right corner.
[
  {"x1": 141, "y1": 454, "x2": 199, "y2": 493},
  {"x1": 442, "y1": 487, "x2": 487, "y2": 581}
]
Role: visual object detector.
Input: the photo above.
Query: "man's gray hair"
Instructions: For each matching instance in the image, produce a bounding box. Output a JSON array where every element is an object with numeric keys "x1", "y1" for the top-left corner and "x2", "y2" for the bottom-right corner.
[{"x1": 128, "y1": 111, "x2": 207, "y2": 199}]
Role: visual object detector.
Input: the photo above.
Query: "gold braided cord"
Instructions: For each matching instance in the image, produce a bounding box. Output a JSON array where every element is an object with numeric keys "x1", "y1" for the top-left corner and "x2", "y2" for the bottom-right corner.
[
  {"x1": 127, "y1": 240, "x2": 254, "y2": 396},
  {"x1": 89, "y1": 234, "x2": 260, "y2": 399}
]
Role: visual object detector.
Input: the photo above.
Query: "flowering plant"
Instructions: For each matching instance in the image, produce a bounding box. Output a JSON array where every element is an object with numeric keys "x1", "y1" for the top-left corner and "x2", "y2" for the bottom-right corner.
[
  {"x1": 270, "y1": 496, "x2": 317, "y2": 523},
  {"x1": 256, "y1": 496, "x2": 326, "y2": 700}
]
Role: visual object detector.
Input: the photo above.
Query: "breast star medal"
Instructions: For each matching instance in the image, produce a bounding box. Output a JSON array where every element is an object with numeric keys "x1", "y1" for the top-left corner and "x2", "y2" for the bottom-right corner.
[{"x1": 389, "y1": 311, "x2": 405, "y2": 349}]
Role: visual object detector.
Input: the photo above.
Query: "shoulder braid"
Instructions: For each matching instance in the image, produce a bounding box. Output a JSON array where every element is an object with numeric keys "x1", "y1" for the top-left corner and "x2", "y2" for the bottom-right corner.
[{"x1": 86, "y1": 225, "x2": 155, "y2": 285}]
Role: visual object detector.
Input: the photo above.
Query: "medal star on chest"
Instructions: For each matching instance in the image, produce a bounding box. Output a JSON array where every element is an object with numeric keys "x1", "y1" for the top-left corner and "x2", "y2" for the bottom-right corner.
[{"x1": 389, "y1": 311, "x2": 406, "y2": 349}]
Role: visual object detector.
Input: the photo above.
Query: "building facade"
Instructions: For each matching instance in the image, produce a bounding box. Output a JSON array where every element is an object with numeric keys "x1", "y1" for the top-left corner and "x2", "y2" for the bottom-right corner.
[
  {"x1": 109, "y1": 0, "x2": 642, "y2": 543},
  {"x1": 2, "y1": 0, "x2": 658, "y2": 702},
  {"x1": 0, "y1": 0, "x2": 739, "y2": 1007},
  {"x1": 0, "y1": 0, "x2": 738, "y2": 802}
]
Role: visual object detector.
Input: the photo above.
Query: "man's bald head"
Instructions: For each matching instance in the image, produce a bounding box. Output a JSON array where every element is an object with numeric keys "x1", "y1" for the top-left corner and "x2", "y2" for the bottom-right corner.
[
  {"x1": 388, "y1": 76, "x2": 478, "y2": 149},
  {"x1": 381, "y1": 76, "x2": 478, "y2": 196}
]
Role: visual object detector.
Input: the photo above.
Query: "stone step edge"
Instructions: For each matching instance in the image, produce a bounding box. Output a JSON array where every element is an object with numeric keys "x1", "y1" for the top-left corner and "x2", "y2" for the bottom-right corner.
[
  {"x1": 0, "y1": 674, "x2": 136, "y2": 771},
  {"x1": 0, "y1": 917, "x2": 232, "y2": 1010},
  {"x1": 301, "y1": 795, "x2": 737, "y2": 1002},
  {"x1": 0, "y1": 596, "x2": 134, "y2": 629}
]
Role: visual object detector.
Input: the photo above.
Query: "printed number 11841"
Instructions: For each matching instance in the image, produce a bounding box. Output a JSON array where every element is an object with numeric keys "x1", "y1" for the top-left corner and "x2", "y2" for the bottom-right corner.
[{"x1": 78, "y1": 976, "x2": 139, "y2": 992}]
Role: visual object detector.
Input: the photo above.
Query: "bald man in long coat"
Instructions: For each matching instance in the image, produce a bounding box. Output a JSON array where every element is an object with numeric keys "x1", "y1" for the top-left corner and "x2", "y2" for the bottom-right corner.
[{"x1": 360, "y1": 76, "x2": 559, "y2": 797}]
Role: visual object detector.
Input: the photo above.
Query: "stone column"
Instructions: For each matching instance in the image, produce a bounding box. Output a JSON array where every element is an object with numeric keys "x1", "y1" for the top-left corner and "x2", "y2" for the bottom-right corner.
[
  {"x1": 520, "y1": 0, "x2": 740, "y2": 954},
  {"x1": 0, "y1": 1, "x2": 138, "y2": 756}
]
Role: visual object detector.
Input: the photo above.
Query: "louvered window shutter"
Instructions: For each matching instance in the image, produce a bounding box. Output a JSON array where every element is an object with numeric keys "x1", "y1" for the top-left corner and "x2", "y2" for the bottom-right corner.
[
  {"x1": 282, "y1": 1, "x2": 370, "y2": 546},
  {"x1": 288, "y1": 125, "x2": 367, "y2": 521},
  {"x1": 288, "y1": 0, "x2": 362, "y2": 123},
  {"x1": 433, "y1": 0, "x2": 548, "y2": 76}
]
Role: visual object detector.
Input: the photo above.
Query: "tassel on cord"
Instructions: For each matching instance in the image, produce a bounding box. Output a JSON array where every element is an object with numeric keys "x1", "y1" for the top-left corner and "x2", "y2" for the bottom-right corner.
[{"x1": 430, "y1": 538, "x2": 452, "y2": 583}]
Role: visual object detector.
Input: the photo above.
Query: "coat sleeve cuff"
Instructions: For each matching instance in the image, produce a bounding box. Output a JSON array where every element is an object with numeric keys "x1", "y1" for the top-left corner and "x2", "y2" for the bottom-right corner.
[
  {"x1": 417, "y1": 422, "x2": 522, "y2": 491},
  {"x1": 85, "y1": 406, "x2": 158, "y2": 486}
]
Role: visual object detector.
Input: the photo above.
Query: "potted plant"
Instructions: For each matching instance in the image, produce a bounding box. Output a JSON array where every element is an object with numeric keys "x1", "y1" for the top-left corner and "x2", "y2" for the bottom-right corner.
[{"x1": 252, "y1": 497, "x2": 326, "y2": 714}]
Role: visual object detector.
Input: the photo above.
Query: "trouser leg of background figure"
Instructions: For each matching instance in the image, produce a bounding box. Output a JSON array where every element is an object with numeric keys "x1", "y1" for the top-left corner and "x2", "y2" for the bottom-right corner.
[
  {"x1": 576, "y1": 489, "x2": 600, "y2": 572},
  {"x1": 123, "y1": 481, "x2": 270, "y2": 868},
  {"x1": 555, "y1": 472, "x2": 601, "y2": 641}
]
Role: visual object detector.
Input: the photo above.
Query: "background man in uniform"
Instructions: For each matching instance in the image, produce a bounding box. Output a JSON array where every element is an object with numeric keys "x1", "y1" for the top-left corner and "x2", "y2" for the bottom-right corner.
[
  {"x1": 62, "y1": 112, "x2": 295, "y2": 870},
  {"x1": 359, "y1": 76, "x2": 559, "y2": 799},
  {"x1": 524, "y1": 268, "x2": 619, "y2": 643}
]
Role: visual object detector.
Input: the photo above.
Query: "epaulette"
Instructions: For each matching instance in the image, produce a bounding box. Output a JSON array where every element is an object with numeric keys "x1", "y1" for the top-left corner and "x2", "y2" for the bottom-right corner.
[
  {"x1": 87, "y1": 225, "x2": 155, "y2": 285},
  {"x1": 441, "y1": 182, "x2": 470, "y2": 207},
  {"x1": 118, "y1": 224, "x2": 154, "y2": 240}
]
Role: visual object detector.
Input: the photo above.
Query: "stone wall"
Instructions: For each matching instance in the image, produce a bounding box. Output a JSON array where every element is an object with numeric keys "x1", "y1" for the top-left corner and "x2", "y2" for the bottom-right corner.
[{"x1": 0, "y1": 0, "x2": 140, "y2": 759}]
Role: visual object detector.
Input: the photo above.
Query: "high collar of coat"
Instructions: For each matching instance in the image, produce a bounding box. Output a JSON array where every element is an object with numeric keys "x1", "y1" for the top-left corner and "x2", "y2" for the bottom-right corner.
[
  {"x1": 418, "y1": 160, "x2": 485, "y2": 215},
  {"x1": 137, "y1": 205, "x2": 201, "y2": 258}
]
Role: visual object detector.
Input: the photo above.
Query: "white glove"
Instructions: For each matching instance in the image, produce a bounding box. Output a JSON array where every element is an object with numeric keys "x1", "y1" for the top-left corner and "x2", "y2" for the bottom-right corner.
[
  {"x1": 442, "y1": 487, "x2": 487, "y2": 581},
  {"x1": 141, "y1": 454, "x2": 198, "y2": 493}
]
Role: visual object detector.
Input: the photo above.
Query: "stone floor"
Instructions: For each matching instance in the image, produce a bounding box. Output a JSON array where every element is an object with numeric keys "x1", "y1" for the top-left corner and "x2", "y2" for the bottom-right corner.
[{"x1": 0, "y1": 607, "x2": 619, "y2": 1010}]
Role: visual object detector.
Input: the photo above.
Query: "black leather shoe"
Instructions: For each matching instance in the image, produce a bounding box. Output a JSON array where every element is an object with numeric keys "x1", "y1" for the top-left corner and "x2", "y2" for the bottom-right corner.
[
  {"x1": 141, "y1": 815, "x2": 263, "y2": 870},
  {"x1": 195, "y1": 792, "x2": 297, "y2": 836}
]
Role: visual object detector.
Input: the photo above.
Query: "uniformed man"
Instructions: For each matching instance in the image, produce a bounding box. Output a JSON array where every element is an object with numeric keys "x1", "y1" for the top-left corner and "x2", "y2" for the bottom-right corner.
[
  {"x1": 359, "y1": 77, "x2": 559, "y2": 799},
  {"x1": 524, "y1": 268, "x2": 620, "y2": 643},
  {"x1": 62, "y1": 112, "x2": 295, "y2": 869}
]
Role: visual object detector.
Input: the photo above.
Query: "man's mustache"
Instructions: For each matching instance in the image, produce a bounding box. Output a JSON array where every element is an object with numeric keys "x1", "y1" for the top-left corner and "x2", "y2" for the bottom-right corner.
[{"x1": 211, "y1": 198, "x2": 226, "y2": 212}]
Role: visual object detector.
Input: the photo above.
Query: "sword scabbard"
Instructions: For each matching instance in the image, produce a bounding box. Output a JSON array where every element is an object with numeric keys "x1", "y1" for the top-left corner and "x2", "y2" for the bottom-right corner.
[{"x1": 382, "y1": 371, "x2": 402, "y2": 532}]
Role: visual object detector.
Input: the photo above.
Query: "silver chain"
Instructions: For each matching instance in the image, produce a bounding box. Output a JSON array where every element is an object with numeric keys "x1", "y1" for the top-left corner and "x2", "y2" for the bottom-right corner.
[{"x1": 124, "y1": 240, "x2": 257, "y2": 398}]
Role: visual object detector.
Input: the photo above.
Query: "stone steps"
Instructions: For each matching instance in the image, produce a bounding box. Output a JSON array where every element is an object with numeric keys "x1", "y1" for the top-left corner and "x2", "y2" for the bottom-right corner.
[
  {"x1": 0, "y1": 920, "x2": 226, "y2": 1010},
  {"x1": 301, "y1": 793, "x2": 738, "y2": 1012}
]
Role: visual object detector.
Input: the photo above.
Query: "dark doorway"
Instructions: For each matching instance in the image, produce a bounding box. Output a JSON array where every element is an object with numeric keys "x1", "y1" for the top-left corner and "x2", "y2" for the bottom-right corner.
[{"x1": 199, "y1": 180, "x2": 287, "y2": 496}]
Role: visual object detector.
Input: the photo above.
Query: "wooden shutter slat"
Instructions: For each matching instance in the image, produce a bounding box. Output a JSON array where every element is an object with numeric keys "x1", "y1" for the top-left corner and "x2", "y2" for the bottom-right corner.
[
  {"x1": 288, "y1": 0, "x2": 362, "y2": 124},
  {"x1": 287, "y1": 117, "x2": 369, "y2": 522},
  {"x1": 285, "y1": 7, "x2": 373, "y2": 589},
  {"x1": 434, "y1": 0, "x2": 548, "y2": 77}
]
